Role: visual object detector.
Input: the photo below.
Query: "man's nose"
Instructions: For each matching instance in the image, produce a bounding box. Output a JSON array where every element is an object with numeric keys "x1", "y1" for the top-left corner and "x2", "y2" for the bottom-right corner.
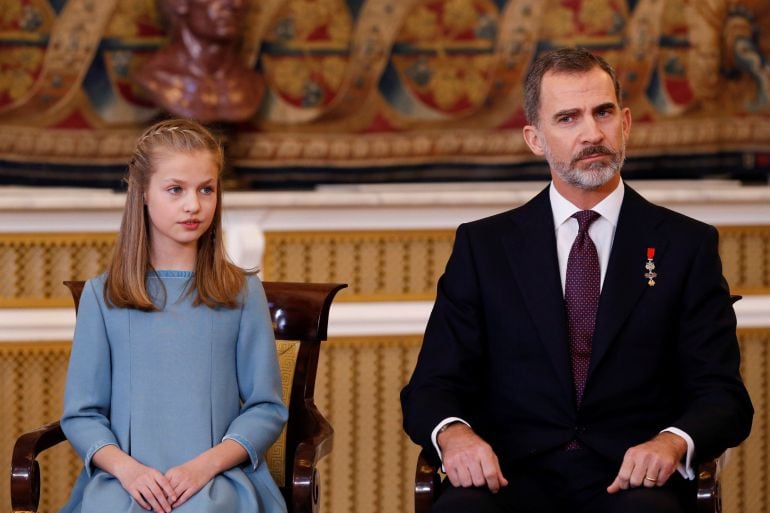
[{"x1": 581, "y1": 117, "x2": 604, "y2": 145}]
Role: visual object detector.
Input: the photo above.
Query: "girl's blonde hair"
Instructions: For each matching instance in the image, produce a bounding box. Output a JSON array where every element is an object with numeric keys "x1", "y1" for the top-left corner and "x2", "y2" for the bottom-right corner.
[{"x1": 105, "y1": 118, "x2": 248, "y2": 311}]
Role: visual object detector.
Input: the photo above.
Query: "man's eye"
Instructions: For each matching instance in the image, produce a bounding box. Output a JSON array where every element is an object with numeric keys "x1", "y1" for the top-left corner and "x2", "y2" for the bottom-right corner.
[{"x1": 558, "y1": 116, "x2": 573, "y2": 123}]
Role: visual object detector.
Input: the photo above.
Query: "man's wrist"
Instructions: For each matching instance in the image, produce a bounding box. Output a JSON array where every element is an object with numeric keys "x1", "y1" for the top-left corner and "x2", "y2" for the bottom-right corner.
[
  {"x1": 657, "y1": 431, "x2": 687, "y2": 459},
  {"x1": 431, "y1": 417, "x2": 471, "y2": 458},
  {"x1": 658, "y1": 428, "x2": 696, "y2": 480},
  {"x1": 437, "y1": 421, "x2": 469, "y2": 450},
  {"x1": 659, "y1": 427, "x2": 694, "y2": 462},
  {"x1": 436, "y1": 420, "x2": 461, "y2": 437}
]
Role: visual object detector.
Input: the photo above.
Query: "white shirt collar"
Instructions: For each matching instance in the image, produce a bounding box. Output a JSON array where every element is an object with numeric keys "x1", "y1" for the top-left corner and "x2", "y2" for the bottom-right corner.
[{"x1": 549, "y1": 180, "x2": 625, "y2": 230}]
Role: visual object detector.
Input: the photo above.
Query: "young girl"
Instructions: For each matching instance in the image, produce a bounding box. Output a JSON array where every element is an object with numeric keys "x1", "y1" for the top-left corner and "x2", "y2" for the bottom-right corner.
[{"x1": 59, "y1": 119, "x2": 288, "y2": 513}]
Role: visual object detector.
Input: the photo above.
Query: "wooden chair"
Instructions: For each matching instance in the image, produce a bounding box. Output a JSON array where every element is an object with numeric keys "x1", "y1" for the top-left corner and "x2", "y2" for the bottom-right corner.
[
  {"x1": 11, "y1": 280, "x2": 346, "y2": 513},
  {"x1": 413, "y1": 296, "x2": 745, "y2": 513}
]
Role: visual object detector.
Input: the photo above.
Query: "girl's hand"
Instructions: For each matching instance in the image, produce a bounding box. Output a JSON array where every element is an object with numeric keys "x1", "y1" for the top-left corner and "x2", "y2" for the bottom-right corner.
[
  {"x1": 165, "y1": 458, "x2": 216, "y2": 507},
  {"x1": 114, "y1": 459, "x2": 176, "y2": 513},
  {"x1": 164, "y1": 440, "x2": 248, "y2": 507}
]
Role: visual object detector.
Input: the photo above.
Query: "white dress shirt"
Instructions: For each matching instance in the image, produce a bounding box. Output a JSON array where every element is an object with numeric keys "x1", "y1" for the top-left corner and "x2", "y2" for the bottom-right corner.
[{"x1": 432, "y1": 181, "x2": 695, "y2": 480}]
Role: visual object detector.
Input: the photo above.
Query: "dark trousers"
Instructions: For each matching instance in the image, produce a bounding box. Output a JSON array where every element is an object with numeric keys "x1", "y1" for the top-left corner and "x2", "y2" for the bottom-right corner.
[{"x1": 432, "y1": 447, "x2": 694, "y2": 513}]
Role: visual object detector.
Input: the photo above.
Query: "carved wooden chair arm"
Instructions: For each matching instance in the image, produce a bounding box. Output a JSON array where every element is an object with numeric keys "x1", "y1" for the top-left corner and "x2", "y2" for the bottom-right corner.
[
  {"x1": 697, "y1": 453, "x2": 725, "y2": 513},
  {"x1": 11, "y1": 420, "x2": 67, "y2": 513},
  {"x1": 290, "y1": 403, "x2": 333, "y2": 513},
  {"x1": 414, "y1": 448, "x2": 441, "y2": 513}
]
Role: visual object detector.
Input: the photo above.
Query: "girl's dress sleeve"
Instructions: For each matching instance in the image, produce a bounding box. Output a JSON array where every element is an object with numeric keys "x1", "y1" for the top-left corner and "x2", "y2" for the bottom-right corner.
[
  {"x1": 223, "y1": 276, "x2": 289, "y2": 469},
  {"x1": 60, "y1": 278, "x2": 118, "y2": 476}
]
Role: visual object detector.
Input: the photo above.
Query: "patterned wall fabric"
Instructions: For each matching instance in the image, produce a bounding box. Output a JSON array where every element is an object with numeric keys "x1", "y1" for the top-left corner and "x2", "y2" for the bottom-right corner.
[
  {"x1": 1, "y1": 0, "x2": 769, "y2": 186},
  {"x1": 0, "y1": 233, "x2": 114, "y2": 307}
]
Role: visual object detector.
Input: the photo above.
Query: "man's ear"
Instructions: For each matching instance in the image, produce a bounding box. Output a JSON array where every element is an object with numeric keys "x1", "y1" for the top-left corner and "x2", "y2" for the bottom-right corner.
[{"x1": 522, "y1": 124, "x2": 545, "y2": 156}]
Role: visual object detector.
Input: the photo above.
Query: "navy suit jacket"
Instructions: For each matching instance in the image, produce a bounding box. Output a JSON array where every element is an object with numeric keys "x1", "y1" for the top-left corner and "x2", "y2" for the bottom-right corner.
[{"x1": 401, "y1": 184, "x2": 752, "y2": 468}]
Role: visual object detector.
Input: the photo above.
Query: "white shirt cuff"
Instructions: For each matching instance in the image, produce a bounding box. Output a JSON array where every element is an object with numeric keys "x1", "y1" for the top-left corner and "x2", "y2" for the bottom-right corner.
[
  {"x1": 661, "y1": 427, "x2": 696, "y2": 480},
  {"x1": 431, "y1": 417, "x2": 470, "y2": 472}
]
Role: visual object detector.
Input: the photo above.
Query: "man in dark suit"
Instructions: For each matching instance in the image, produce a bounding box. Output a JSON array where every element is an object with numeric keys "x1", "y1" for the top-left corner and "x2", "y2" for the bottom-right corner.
[{"x1": 400, "y1": 48, "x2": 753, "y2": 513}]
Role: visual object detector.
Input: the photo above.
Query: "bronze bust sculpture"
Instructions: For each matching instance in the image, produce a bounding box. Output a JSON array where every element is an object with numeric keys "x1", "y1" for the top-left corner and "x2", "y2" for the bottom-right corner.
[{"x1": 136, "y1": 0, "x2": 264, "y2": 122}]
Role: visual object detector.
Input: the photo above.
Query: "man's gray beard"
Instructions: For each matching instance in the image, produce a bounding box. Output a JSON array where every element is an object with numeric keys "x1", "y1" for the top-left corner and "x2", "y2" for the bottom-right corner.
[{"x1": 545, "y1": 144, "x2": 625, "y2": 190}]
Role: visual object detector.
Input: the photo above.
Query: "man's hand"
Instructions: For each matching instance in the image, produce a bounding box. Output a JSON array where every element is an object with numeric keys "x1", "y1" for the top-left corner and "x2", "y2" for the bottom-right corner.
[
  {"x1": 438, "y1": 422, "x2": 509, "y2": 493},
  {"x1": 607, "y1": 432, "x2": 688, "y2": 494}
]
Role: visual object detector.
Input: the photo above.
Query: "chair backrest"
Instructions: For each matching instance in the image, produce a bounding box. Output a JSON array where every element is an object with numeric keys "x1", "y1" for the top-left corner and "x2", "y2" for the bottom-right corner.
[{"x1": 63, "y1": 279, "x2": 346, "y2": 489}]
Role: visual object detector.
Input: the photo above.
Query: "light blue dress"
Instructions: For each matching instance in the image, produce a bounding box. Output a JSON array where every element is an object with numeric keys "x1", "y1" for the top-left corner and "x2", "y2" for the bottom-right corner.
[{"x1": 59, "y1": 271, "x2": 289, "y2": 513}]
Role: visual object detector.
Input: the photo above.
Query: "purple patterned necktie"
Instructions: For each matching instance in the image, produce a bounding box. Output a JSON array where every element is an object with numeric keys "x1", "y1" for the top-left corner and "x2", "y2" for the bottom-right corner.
[{"x1": 564, "y1": 210, "x2": 601, "y2": 407}]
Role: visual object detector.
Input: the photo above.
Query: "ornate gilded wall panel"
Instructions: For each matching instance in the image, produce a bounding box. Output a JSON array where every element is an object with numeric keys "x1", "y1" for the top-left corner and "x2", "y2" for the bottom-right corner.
[
  {"x1": 1, "y1": 227, "x2": 769, "y2": 306},
  {"x1": 0, "y1": 342, "x2": 79, "y2": 513},
  {"x1": 722, "y1": 329, "x2": 770, "y2": 513},
  {"x1": 262, "y1": 230, "x2": 455, "y2": 301},
  {"x1": 314, "y1": 336, "x2": 424, "y2": 513},
  {"x1": 0, "y1": 233, "x2": 115, "y2": 307},
  {"x1": 1, "y1": 332, "x2": 768, "y2": 513},
  {"x1": 718, "y1": 226, "x2": 770, "y2": 295}
]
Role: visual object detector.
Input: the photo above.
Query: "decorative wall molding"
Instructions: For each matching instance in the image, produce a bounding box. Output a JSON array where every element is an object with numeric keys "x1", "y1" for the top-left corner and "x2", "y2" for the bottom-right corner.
[
  {"x1": 4, "y1": 181, "x2": 770, "y2": 229},
  {"x1": 2, "y1": 296, "x2": 768, "y2": 343}
]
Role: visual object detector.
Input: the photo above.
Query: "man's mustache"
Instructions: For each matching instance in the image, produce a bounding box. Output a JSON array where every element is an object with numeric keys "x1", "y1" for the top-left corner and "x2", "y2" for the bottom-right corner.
[{"x1": 571, "y1": 146, "x2": 616, "y2": 165}]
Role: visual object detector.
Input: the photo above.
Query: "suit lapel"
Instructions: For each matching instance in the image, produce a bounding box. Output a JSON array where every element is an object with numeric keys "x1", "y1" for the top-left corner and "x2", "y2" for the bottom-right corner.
[
  {"x1": 588, "y1": 186, "x2": 668, "y2": 378},
  {"x1": 502, "y1": 188, "x2": 573, "y2": 399}
]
